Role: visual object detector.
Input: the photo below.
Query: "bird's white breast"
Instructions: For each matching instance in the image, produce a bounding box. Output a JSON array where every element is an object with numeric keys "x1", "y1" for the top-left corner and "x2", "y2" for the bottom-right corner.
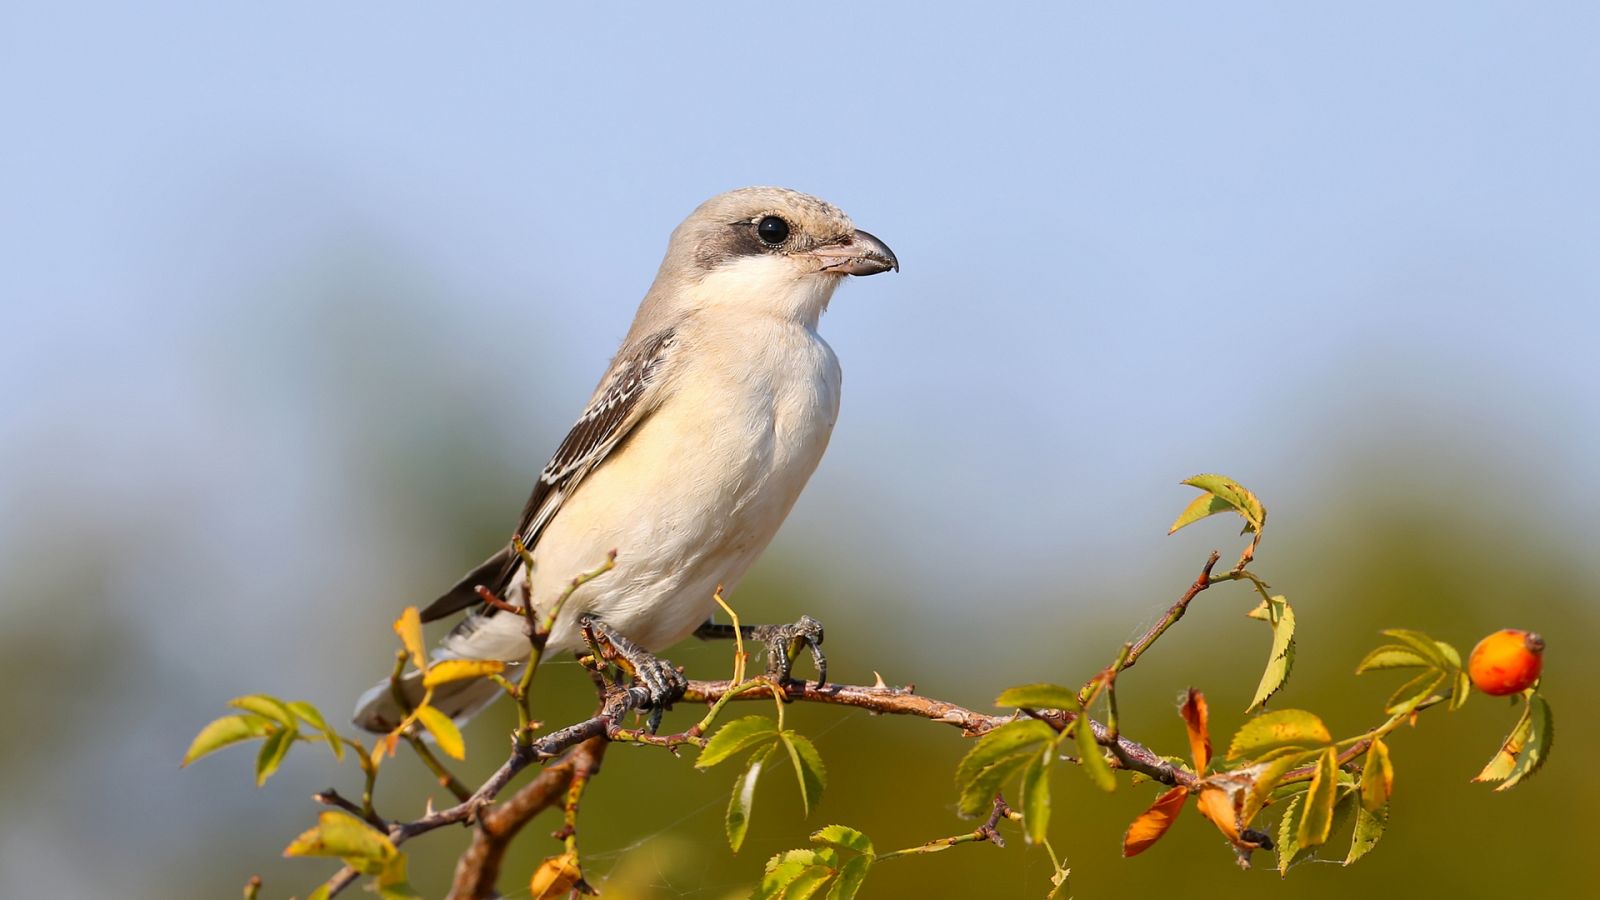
[{"x1": 478, "y1": 312, "x2": 842, "y2": 658}]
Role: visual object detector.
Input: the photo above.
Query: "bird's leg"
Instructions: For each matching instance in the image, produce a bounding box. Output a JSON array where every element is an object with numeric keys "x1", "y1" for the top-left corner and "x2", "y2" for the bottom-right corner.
[
  {"x1": 578, "y1": 615, "x2": 686, "y2": 733},
  {"x1": 695, "y1": 614, "x2": 826, "y2": 686}
]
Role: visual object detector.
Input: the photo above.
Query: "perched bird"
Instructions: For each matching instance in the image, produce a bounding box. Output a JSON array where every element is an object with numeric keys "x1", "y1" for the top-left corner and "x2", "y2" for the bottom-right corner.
[{"x1": 354, "y1": 187, "x2": 897, "y2": 732}]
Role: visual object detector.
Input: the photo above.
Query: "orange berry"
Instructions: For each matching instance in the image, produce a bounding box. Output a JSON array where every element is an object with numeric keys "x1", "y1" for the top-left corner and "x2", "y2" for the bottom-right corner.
[{"x1": 1467, "y1": 629, "x2": 1545, "y2": 696}]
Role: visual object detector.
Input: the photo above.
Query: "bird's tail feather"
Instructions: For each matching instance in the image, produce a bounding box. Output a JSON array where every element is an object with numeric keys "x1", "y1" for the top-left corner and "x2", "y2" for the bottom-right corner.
[{"x1": 351, "y1": 657, "x2": 518, "y2": 734}]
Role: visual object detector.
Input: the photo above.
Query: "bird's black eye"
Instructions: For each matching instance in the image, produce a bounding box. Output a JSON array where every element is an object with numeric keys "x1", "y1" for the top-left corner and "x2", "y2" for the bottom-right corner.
[{"x1": 756, "y1": 215, "x2": 790, "y2": 246}]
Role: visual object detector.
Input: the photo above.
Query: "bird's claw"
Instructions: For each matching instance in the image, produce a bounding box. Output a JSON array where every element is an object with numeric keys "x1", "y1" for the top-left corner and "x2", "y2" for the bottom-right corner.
[
  {"x1": 751, "y1": 614, "x2": 827, "y2": 687},
  {"x1": 579, "y1": 615, "x2": 686, "y2": 733}
]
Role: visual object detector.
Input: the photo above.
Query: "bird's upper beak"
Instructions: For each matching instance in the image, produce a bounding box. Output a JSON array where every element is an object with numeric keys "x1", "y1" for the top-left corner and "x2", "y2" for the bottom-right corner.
[{"x1": 810, "y1": 229, "x2": 899, "y2": 276}]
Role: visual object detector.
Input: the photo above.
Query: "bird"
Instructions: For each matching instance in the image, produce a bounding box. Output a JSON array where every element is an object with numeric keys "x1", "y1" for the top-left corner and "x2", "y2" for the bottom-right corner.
[{"x1": 353, "y1": 186, "x2": 898, "y2": 733}]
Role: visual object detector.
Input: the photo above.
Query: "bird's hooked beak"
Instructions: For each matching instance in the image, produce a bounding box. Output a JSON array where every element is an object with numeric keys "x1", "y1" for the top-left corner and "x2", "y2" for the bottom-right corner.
[{"x1": 810, "y1": 230, "x2": 899, "y2": 276}]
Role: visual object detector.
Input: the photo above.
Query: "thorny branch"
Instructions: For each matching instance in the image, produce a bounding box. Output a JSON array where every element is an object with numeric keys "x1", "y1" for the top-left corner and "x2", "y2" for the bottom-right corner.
[{"x1": 315, "y1": 551, "x2": 1242, "y2": 897}]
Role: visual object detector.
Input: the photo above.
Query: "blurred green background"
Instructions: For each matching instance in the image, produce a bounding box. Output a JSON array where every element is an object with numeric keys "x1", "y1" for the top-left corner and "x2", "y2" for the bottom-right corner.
[{"x1": 3, "y1": 3, "x2": 1597, "y2": 897}]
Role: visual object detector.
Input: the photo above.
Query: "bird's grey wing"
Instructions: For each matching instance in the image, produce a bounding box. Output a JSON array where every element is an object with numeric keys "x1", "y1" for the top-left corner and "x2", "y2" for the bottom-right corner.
[{"x1": 419, "y1": 329, "x2": 677, "y2": 622}]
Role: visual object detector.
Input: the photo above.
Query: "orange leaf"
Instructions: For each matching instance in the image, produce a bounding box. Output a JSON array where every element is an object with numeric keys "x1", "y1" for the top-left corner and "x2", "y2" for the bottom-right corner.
[
  {"x1": 530, "y1": 852, "x2": 582, "y2": 899},
  {"x1": 1181, "y1": 688, "x2": 1211, "y2": 771},
  {"x1": 1122, "y1": 786, "x2": 1189, "y2": 857},
  {"x1": 1195, "y1": 784, "x2": 1241, "y2": 844}
]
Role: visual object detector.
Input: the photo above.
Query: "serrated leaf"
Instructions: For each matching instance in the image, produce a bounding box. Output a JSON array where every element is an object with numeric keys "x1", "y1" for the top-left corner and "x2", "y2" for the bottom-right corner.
[
  {"x1": 826, "y1": 855, "x2": 872, "y2": 900},
  {"x1": 529, "y1": 851, "x2": 581, "y2": 900},
  {"x1": 1360, "y1": 738, "x2": 1393, "y2": 811},
  {"x1": 1180, "y1": 688, "x2": 1211, "y2": 771},
  {"x1": 781, "y1": 731, "x2": 827, "y2": 816},
  {"x1": 954, "y1": 719, "x2": 1055, "y2": 790},
  {"x1": 1122, "y1": 786, "x2": 1188, "y2": 857},
  {"x1": 995, "y1": 683, "x2": 1080, "y2": 710},
  {"x1": 1449, "y1": 669, "x2": 1472, "y2": 711},
  {"x1": 229, "y1": 694, "x2": 296, "y2": 727},
  {"x1": 727, "y1": 746, "x2": 771, "y2": 852},
  {"x1": 181, "y1": 714, "x2": 277, "y2": 767},
  {"x1": 1275, "y1": 794, "x2": 1305, "y2": 874},
  {"x1": 1475, "y1": 693, "x2": 1554, "y2": 790},
  {"x1": 1378, "y1": 629, "x2": 1446, "y2": 667},
  {"x1": 284, "y1": 810, "x2": 396, "y2": 863},
  {"x1": 782, "y1": 867, "x2": 836, "y2": 900},
  {"x1": 811, "y1": 824, "x2": 874, "y2": 856},
  {"x1": 1296, "y1": 747, "x2": 1339, "y2": 849},
  {"x1": 1245, "y1": 597, "x2": 1296, "y2": 712},
  {"x1": 287, "y1": 701, "x2": 344, "y2": 762},
  {"x1": 254, "y1": 725, "x2": 296, "y2": 787},
  {"x1": 393, "y1": 608, "x2": 426, "y2": 671},
  {"x1": 1170, "y1": 474, "x2": 1266, "y2": 535},
  {"x1": 1242, "y1": 750, "x2": 1313, "y2": 827},
  {"x1": 1384, "y1": 669, "x2": 1445, "y2": 715},
  {"x1": 1075, "y1": 715, "x2": 1115, "y2": 792},
  {"x1": 758, "y1": 849, "x2": 838, "y2": 900},
  {"x1": 413, "y1": 705, "x2": 465, "y2": 760},
  {"x1": 1355, "y1": 645, "x2": 1432, "y2": 674},
  {"x1": 1020, "y1": 749, "x2": 1052, "y2": 844},
  {"x1": 422, "y1": 658, "x2": 506, "y2": 688},
  {"x1": 1227, "y1": 709, "x2": 1331, "y2": 760},
  {"x1": 697, "y1": 716, "x2": 780, "y2": 769},
  {"x1": 1344, "y1": 802, "x2": 1388, "y2": 865}
]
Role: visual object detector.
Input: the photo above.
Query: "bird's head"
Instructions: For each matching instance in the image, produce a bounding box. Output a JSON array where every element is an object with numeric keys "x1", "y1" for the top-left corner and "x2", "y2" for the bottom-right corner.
[{"x1": 652, "y1": 187, "x2": 898, "y2": 326}]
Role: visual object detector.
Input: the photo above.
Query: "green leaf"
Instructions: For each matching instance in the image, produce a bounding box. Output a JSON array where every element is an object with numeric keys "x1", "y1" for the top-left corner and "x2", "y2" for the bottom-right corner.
[
  {"x1": 413, "y1": 705, "x2": 465, "y2": 761},
  {"x1": 1274, "y1": 794, "x2": 1306, "y2": 875},
  {"x1": 1074, "y1": 716, "x2": 1115, "y2": 792},
  {"x1": 1169, "y1": 474, "x2": 1266, "y2": 535},
  {"x1": 1432, "y1": 640, "x2": 1462, "y2": 669},
  {"x1": 955, "y1": 719, "x2": 1055, "y2": 787},
  {"x1": 1245, "y1": 596, "x2": 1296, "y2": 712},
  {"x1": 1242, "y1": 750, "x2": 1314, "y2": 827},
  {"x1": 697, "y1": 716, "x2": 780, "y2": 769},
  {"x1": 1449, "y1": 668, "x2": 1472, "y2": 711},
  {"x1": 727, "y1": 746, "x2": 772, "y2": 853},
  {"x1": 283, "y1": 810, "x2": 397, "y2": 863},
  {"x1": 1360, "y1": 738, "x2": 1393, "y2": 812},
  {"x1": 288, "y1": 701, "x2": 344, "y2": 762},
  {"x1": 1378, "y1": 629, "x2": 1446, "y2": 668},
  {"x1": 375, "y1": 853, "x2": 422, "y2": 900},
  {"x1": 780, "y1": 731, "x2": 827, "y2": 816},
  {"x1": 1475, "y1": 693, "x2": 1554, "y2": 791},
  {"x1": 954, "y1": 719, "x2": 1054, "y2": 816},
  {"x1": 811, "y1": 824, "x2": 874, "y2": 856},
  {"x1": 757, "y1": 850, "x2": 837, "y2": 900},
  {"x1": 1226, "y1": 709, "x2": 1331, "y2": 760},
  {"x1": 254, "y1": 725, "x2": 296, "y2": 787},
  {"x1": 1020, "y1": 750, "x2": 1051, "y2": 844},
  {"x1": 1355, "y1": 645, "x2": 1432, "y2": 674},
  {"x1": 995, "y1": 683, "x2": 1080, "y2": 710},
  {"x1": 1344, "y1": 802, "x2": 1388, "y2": 866},
  {"x1": 229, "y1": 694, "x2": 296, "y2": 727},
  {"x1": 782, "y1": 866, "x2": 835, "y2": 900},
  {"x1": 1384, "y1": 669, "x2": 1446, "y2": 715},
  {"x1": 826, "y1": 855, "x2": 872, "y2": 900},
  {"x1": 1296, "y1": 747, "x2": 1339, "y2": 849},
  {"x1": 180, "y1": 714, "x2": 277, "y2": 767}
]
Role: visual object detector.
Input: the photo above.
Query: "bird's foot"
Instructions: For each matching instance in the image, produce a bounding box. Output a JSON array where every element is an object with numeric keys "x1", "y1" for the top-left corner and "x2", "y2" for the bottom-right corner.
[
  {"x1": 579, "y1": 615, "x2": 686, "y2": 733},
  {"x1": 697, "y1": 614, "x2": 827, "y2": 687}
]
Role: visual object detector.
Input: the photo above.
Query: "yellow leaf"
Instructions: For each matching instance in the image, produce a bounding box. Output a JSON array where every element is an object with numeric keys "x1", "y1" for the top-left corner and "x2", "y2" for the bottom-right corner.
[
  {"x1": 1180, "y1": 688, "x2": 1211, "y2": 771},
  {"x1": 181, "y1": 714, "x2": 276, "y2": 767},
  {"x1": 414, "y1": 705, "x2": 466, "y2": 760},
  {"x1": 1360, "y1": 738, "x2": 1393, "y2": 811},
  {"x1": 1122, "y1": 786, "x2": 1188, "y2": 857},
  {"x1": 283, "y1": 811, "x2": 396, "y2": 863},
  {"x1": 393, "y1": 607, "x2": 426, "y2": 671},
  {"x1": 529, "y1": 852, "x2": 582, "y2": 899},
  {"x1": 1169, "y1": 474, "x2": 1266, "y2": 535},
  {"x1": 1296, "y1": 747, "x2": 1340, "y2": 848},
  {"x1": 422, "y1": 658, "x2": 506, "y2": 688}
]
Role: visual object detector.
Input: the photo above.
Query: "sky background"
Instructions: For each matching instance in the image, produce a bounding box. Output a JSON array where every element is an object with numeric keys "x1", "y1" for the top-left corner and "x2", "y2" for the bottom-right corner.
[{"x1": 2, "y1": 3, "x2": 1597, "y2": 898}]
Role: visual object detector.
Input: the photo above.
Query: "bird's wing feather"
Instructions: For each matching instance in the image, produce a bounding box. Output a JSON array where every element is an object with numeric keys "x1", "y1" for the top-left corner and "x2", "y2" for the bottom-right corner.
[{"x1": 419, "y1": 328, "x2": 677, "y2": 622}]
